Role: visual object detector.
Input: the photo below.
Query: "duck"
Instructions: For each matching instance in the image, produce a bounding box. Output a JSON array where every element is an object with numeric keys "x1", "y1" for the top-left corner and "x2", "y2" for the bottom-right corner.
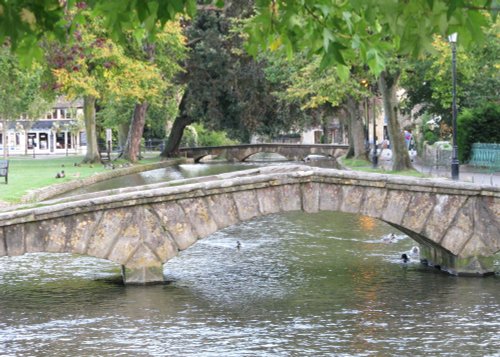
[
  {"x1": 401, "y1": 253, "x2": 410, "y2": 263},
  {"x1": 410, "y1": 246, "x2": 420, "y2": 258},
  {"x1": 383, "y1": 233, "x2": 396, "y2": 243}
]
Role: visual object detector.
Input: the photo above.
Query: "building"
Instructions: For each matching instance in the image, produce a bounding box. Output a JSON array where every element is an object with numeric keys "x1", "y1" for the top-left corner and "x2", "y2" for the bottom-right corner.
[{"x1": 0, "y1": 98, "x2": 86, "y2": 156}]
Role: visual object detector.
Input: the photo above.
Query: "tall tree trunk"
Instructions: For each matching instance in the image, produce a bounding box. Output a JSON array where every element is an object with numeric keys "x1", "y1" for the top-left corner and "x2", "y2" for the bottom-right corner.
[
  {"x1": 160, "y1": 113, "x2": 193, "y2": 157},
  {"x1": 345, "y1": 95, "x2": 368, "y2": 160},
  {"x1": 160, "y1": 90, "x2": 193, "y2": 158},
  {"x1": 82, "y1": 95, "x2": 101, "y2": 163},
  {"x1": 378, "y1": 70, "x2": 413, "y2": 171},
  {"x1": 122, "y1": 101, "x2": 149, "y2": 163}
]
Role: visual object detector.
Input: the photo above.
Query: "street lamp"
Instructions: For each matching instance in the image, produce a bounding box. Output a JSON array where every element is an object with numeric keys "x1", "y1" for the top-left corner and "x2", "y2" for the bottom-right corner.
[
  {"x1": 448, "y1": 32, "x2": 459, "y2": 180},
  {"x1": 372, "y1": 92, "x2": 378, "y2": 168}
]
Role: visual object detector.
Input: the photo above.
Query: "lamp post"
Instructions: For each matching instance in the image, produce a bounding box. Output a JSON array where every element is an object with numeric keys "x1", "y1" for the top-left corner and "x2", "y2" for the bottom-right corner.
[
  {"x1": 372, "y1": 93, "x2": 378, "y2": 168},
  {"x1": 449, "y1": 32, "x2": 459, "y2": 180}
]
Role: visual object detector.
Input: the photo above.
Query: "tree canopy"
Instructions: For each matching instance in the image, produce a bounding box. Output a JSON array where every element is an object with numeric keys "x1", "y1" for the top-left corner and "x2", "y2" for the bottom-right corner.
[{"x1": 246, "y1": 0, "x2": 496, "y2": 76}]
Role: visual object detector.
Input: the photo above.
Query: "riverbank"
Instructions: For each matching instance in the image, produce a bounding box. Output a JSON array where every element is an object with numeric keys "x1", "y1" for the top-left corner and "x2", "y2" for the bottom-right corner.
[{"x1": 0, "y1": 155, "x2": 186, "y2": 207}]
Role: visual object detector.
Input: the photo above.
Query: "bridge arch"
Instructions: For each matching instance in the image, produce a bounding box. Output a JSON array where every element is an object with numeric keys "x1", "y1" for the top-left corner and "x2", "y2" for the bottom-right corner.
[{"x1": 0, "y1": 166, "x2": 498, "y2": 284}]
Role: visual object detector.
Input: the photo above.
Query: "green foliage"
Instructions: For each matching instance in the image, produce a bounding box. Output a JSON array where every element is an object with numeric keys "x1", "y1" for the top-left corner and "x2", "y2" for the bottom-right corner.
[
  {"x1": 0, "y1": 0, "x2": 196, "y2": 64},
  {"x1": 457, "y1": 102, "x2": 500, "y2": 162},
  {"x1": 246, "y1": 0, "x2": 495, "y2": 76},
  {"x1": 423, "y1": 126, "x2": 440, "y2": 145},
  {"x1": 180, "y1": 6, "x2": 302, "y2": 143},
  {"x1": 191, "y1": 123, "x2": 238, "y2": 147},
  {"x1": 179, "y1": 125, "x2": 197, "y2": 147},
  {"x1": 401, "y1": 20, "x2": 499, "y2": 126},
  {"x1": 179, "y1": 123, "x2": 238, "y2": 147},
  {"x1": 0, "y1": 46, "x2": 52, "y2": 121}
]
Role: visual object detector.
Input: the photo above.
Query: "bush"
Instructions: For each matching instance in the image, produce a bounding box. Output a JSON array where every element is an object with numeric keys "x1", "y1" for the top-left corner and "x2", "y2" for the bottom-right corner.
[
  {"x1": 423, "y1": 126, "x2": 440, "y2": 145},
  {"x1": 192, "y1": 123, "x2": 237, "y2": 147},
  {"x1": 457, "y1": 102, "x2": 500, "y2": 162},
  {"x1": 180, "y1": 126, "x2": 198, "y2": 147}
]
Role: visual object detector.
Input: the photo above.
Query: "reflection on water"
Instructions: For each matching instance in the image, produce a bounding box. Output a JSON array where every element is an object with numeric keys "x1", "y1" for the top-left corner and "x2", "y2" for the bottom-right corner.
[{"x1": 1, "y1": 211, "x2": 498, "y2": 356}]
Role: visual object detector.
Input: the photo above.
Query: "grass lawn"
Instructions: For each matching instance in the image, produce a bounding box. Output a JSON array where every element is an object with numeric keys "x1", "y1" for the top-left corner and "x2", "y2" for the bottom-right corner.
[
  {"x1": 0, "y1": 155, "x2": 161, "y2": 204},
  {"x1": 341, "y1": 157, "x2": 427, "y2": 178}
]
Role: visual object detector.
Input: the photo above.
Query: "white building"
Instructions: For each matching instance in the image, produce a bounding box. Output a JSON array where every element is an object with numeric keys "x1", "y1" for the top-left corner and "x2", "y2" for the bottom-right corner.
[{"x1": 0, "y1": 98, "x2": 86, "y2": 156}]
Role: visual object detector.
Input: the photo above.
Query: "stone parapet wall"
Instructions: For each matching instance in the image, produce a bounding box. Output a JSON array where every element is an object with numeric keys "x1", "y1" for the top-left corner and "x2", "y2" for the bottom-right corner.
[{"x1": 421, "y1": 142, "x2": 452, "y2": 167}]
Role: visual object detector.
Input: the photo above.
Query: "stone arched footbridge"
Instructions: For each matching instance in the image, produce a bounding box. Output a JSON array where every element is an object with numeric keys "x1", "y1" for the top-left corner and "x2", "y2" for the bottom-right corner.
[
  {"x1": 178, "y1": 144, "x2": 349, "y2": 162},
  {"x1": 0, "y1": 165, "x2": 498, "y2": 284}
]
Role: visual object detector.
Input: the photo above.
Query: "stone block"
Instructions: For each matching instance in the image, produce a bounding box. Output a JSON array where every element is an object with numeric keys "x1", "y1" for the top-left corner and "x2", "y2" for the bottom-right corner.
[
  {"x1": 340, "y1": 186, "x2": 364, "y2": 214},
  {"x1": 107, "y1": 206, "x2": 149, "y2": 265},
  {"x1": 152, "y1": 202, "x2": 197, "y2": 251},
  {"x1": 301, "y1": 182, "x2": 319, "y2": 213},
  {"x1": 473, "y1": 198, "x2": 500, "y2": 254},
  {"x1": 25, "y1": 221, "x2": 48, "y2": 253},
  {"x1": 87, "y1": 208, "x2": 130, "y2": 259},
  {"x1": 382, "y1": 190, "x2": 413, "y2": 226},
  {"x1": 440, "y1": 200, "x2": 475, "y2": 255},
  {"x1": 422, "y1": 195, "x2": 467, "y2": 244},
  {"x1": 66, "y1": 212, "x2": 102, "y2": 254},
  {"x1": 233, "y1": 190, "x2": 260, "y2": 221},
  {"x1": 256, "y1": 186, "x2": 281, "y2": 215},
  {"x1": 140, "y1": 206, "x2": 178, "y2": 263},
  {"x1": 401, "y1": 192, "x2": 436, "y2": 234},
  {"x1": 318, "y1": 183, "x2": 342, "y2": 212},
  {"x1": 178, "y1": 197, "x2": 218, "y2": 240},
  {"x1": 5, "y1": 225, "x2": 25, "y2": 256},
  {"x1": 122, "y1": 243, "x2": 164, "y2": 284},
  {"x1": 360, "y1": 187, "x2": 387, "y2": 218},
  {"x1": 278, "y1": 184, "x2": 302, "y2": 212},
  {"x1": 205, "y1": 193, "x2": 240, "y2": 229},
  {"x1": 0, "y1": 228, "x2": 6, "y2": 256}
]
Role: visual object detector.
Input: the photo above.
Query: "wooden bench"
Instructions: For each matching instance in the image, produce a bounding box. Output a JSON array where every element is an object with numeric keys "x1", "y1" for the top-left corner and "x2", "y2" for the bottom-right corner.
[{"x1": 0, "y1": 160, "x2": 8, "y2": 184}]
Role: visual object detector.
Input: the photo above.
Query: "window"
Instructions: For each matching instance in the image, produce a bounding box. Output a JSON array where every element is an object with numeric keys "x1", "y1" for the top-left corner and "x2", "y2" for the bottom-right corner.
[
  {"x1": 27, "y1": 133, "x2": 36, "y2": 149},
  {"x1": 39, "y1": 133, "x2": 48, "y2": 149},
  {"x1": 56, "y1": 132, "x2": 65, "y2": 149}
]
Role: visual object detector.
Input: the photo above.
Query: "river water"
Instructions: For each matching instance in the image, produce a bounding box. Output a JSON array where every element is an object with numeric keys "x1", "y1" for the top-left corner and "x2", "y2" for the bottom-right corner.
[{"x1": 1, "y1": 163, "x2": 499, "y2": 356}]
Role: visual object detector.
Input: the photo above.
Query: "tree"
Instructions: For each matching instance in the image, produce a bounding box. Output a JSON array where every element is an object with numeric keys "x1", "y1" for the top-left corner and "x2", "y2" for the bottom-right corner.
[
  {"x1": 2, "y1": 0, "x2": 496, "y2": 166},
  {"x1": 245, "y1": 0, "x2": 496, "y2": 170},
  {"x1": 0, "y1": 0, "x2": 197, "y2": 64},
  {"x1": 401, "y1": 20, "x2": 499, "y2": 126},
  {"x1": 47, "y1": 10, "x2": 166, "y2": 163},
  {"x1": 161, "y1": 3, "x2": 299, "y2": 157},
  {"x1": 457, "y1": 103, "x2": 500, "y2": 162},
  {"x1": 0, "y1": 46, "x2": 51, "y2": 158},
  {"x1": 265, "y1": 53, "x2": 372, "y2": 159}
]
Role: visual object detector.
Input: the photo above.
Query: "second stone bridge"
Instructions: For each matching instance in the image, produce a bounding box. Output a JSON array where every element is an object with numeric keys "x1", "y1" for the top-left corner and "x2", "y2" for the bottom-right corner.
[
  {"x1": 0, "y1": 165, "x2": 498, "y2": 284},
  {"x1": 178, "y1": 143, "x2": 349, "y2": 162}
]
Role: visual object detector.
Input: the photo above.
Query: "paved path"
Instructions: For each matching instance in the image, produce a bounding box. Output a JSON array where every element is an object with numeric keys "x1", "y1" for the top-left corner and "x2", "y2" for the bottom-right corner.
[
  {"x1": 412, "y1": 160, "x2": 499, "y2": 187},
  {"x1": 376, "y1": 149, "x2": 499, "y2": 187}
]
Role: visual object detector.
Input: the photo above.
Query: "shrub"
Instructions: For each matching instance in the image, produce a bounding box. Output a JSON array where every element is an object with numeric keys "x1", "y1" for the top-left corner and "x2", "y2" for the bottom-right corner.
[
  {"x1": 457, "y1": 102, "x2": 500, "y2": 162},
  {"x1": 191, "y1": 123, "x2": 238, "y2": 147},
  {"x1": 423, "y1": 126, "x2": 440, "y2": 145}
]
